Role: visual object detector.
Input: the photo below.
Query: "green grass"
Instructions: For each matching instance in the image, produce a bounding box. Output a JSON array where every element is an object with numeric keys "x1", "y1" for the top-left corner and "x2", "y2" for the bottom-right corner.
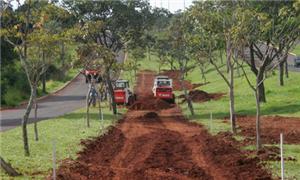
[
  {"x1": 291, "y1": 44, "x2": 300, "y2": 55},
  {"x1": 181, "y1": 62, "x2": 300, "y2": 179},
  {"x1": 266, "y1": 145, "x2": 300, "y2": 179},
  {"x1": 0, "y1": 104, "x2": 124, "y2": 179},
  {"x1": 37, "y1": 68, "x2": 79, "y2": 94}
]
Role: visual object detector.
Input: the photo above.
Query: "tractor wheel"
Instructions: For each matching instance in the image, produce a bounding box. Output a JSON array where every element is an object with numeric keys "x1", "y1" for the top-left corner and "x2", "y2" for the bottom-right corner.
[
  {"x1": 127, "y1": 96, "x2": 134, "y2": 106},
  {"x1": 170, "y1": 94, "x2": 175, "y2": 104}
]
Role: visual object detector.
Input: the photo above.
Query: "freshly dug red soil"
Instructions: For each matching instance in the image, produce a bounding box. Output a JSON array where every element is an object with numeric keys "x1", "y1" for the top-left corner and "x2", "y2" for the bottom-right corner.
[
  {"x1": 129, "y1": 98, "x2": 173, "y2": 111},
  {"x1": 180, "y1": 90, "x2": 225, "y2": 103},
  {"x1": 143, "y1": 111, "x2": 159, "y2": 119},
  {"x1": 225, "y1": 115, "x2": 300, "y2": 144},
  {"x1": 55, "y1": 71, "x2": 271, "y2": 180}
]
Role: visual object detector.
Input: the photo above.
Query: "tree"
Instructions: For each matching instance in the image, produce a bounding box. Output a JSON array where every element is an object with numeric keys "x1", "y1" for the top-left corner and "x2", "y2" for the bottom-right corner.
[
  {"x1": 1, "y1": 0, "x2": 60, "y2": 156},
  {"x1": 240, "y1": 1, "x2": 300, "y2": 102},
  {"x1": 63, "y1": 0, "x2": 152, "y2": 115},
  {"x1": 189, "y1": 1, "x2": 240, "y2": 133},
  {"x1": 233, "y1": 1, "x2": 300, "y2": 150},
  {"x1": 168, "y1": 13, "x2": 194, "y2": 116}
]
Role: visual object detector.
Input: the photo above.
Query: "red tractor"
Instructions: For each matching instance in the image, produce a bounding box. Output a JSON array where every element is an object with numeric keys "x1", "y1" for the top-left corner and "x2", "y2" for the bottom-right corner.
[
  {"x1": 152, "y1": 76, "x2": 175, "y2": 104},
  {"x1": 113, "y1": 80, "x2": 136, "y2": 105},
  {"x1": 82, "y1": 69, "x2": 102, "y2": 83}
]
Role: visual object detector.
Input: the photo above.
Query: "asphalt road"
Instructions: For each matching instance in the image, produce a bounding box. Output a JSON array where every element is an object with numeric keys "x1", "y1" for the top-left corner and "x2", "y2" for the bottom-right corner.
[
  {"x1": 0, "y1": 74, "x2": 88, "y2": 132},
  {"x1": 0, "y1": 50, "x2": 125, "y2": 132}
]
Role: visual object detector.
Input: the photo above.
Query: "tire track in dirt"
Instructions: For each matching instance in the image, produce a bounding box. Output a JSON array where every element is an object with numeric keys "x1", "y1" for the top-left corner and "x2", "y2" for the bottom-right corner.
[{"x1": 55, "y1": 70, "x2": 272, "y2": 180}]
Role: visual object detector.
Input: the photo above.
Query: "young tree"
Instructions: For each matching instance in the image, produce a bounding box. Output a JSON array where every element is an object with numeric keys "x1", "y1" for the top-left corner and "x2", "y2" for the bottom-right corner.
[
  {"x1": 63, "y1": 0, "x2": 152, "y2": 114},
  {"x1": 233, "y1": 1, "x2": 300, "y2": 150},
  {"x1": 168, "y1": 13, "x2": 194, "y2": 116},
  {"x1": 241, "y1": 1, "x2": 300, "y2": 102},
  {"x1": 189, "y1": 1, "x2": 241, "y2": 133},
  {"x1": 1, "y1": 0, "x2": 60, "y2": 156}
]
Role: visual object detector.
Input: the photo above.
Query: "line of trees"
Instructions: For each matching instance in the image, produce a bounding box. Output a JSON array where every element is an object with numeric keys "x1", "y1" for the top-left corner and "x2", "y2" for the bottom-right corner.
[
  {"x1": 149, "y1": 1, "x2": 299, "y2": 151},
  {"x1": 0, "y1": 0, "x2": 160, "y2": 157}
]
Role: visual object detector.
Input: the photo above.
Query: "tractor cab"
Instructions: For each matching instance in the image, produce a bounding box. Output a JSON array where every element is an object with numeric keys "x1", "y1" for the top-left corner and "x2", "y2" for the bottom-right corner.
[
  {"x1": 115, "y1": 80, "x2": 130, "y2": 89},
  {"x1": 153, "y1": 76, "x2": 175, "y2": 104},
  {"x1": 113, "y1": 80, "x2": 135, "y2": 105},
  {"x1": 83, "y1": 69, "x2": 102, "y2": 83}
]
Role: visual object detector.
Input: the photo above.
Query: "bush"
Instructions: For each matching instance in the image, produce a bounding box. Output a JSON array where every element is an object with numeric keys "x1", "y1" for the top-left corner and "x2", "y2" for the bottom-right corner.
[{"x1": 3, "y1": 87, "x2": 25, "y2": 106}]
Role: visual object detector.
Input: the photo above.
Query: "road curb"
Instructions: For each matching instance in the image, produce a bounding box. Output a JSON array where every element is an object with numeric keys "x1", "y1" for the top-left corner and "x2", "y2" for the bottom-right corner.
[{"x1": 0, "y1": 72, "x2": 81, "y2": 111}]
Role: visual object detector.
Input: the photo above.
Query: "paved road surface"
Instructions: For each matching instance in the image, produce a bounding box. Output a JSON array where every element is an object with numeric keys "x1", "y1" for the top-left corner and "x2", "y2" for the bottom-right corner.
[
  {"x1": 0, "y1": 74, "x2": 88, "y2": 132},
  {"x1": 0, "y1": 51, "x2": 125, "y2": 132}
]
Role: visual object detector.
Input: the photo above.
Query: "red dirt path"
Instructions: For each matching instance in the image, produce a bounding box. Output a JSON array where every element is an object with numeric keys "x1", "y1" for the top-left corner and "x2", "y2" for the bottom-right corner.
[{"x1": 55, "y1": 71, "x2": 271, "y2": 180}]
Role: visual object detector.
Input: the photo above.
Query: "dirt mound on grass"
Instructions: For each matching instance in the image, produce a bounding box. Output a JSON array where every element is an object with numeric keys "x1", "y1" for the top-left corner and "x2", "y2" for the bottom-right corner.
[
  {"x1": 143, "y1": 111, "x2": 159, "y2": 119},
  {"x1": 129, "y1": 98, "x2": 173, "y2": 111},
  {"x1": 224, "y1": 115, "x2": 300, "y2": 144},
  {"x1": 180, "y1": 90, "x2": 225, "y2": 103}
]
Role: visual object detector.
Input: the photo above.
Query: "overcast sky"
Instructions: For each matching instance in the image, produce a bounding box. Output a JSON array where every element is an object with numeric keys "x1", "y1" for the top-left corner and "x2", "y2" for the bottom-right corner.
[
  {"x1": 149, "y1": 0, "x2": 193, "y2": 12},
  {"x1": 10, "y1": 0, "x2": 194, "y2": 12}
]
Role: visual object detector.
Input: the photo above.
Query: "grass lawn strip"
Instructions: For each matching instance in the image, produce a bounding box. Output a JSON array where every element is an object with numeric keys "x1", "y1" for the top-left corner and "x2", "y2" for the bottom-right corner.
[{"x1": 0, "y1": 103, "x2": 125, "y2": 179}]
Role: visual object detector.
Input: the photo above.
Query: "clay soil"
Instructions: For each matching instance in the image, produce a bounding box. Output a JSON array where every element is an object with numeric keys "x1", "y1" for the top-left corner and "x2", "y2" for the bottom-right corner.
[
  {"x1": 225, "y1": 115, "x2": 300, "y2": 145},
  {"x1": 179, "y1": 90, "x2": 224, "y2": 103},
  {"x1": 55, "y1": 71, "x2": 271, "y2": 180}
]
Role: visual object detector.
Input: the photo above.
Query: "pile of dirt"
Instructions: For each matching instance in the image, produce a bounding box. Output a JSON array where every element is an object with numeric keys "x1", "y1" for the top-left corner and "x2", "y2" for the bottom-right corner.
[
  {"x1": 55, "y1": 126, "x2": 126, "y2": 179},
  {"x1": 143, "y1": 112, "x2": 159, "y2": 119},
  {"x1": 225, "y1": 115, "x2": 300, "y2": 144},
  {"x1": 192, "y1": 82, "x2": 209, "y2": 89},
  {"x1": 129, "y1": 98, "x2": 173, "y2": 111},
  {"x1": 192, "y1": 131, "x2": 272, "y2": 179},
  {"x1": 180, "y1": 90, "x2": 225, "y2": 103},
  {"x1": 139, "y1": 130, "x2": 213, "y2": 179}
]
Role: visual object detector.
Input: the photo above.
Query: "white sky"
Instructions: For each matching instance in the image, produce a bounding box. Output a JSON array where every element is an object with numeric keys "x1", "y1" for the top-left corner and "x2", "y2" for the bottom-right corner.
[
  {"x1": 149, "y1": 0, "x2": 193, "y2": 12},
  {"x1": 10, "y1": 0, "x2": 194, "y2": 13}
]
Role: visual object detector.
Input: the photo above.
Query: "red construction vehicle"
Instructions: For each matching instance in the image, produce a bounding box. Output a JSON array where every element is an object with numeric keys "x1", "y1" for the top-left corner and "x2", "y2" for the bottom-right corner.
[
  {"x1": 82, "y1": 69, "x2": 102, "y2": 83},
  {"x1": 152, "y1": 76, "x2": 175, "y2": 104},
  {"x1": 113, "y1": 80, "x2": 136, "y2": 105}
]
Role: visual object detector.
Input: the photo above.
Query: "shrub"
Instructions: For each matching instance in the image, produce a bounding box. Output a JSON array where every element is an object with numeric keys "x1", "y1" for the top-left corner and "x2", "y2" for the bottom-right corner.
[{"x1": 3, "y1": 87, "x2": 25, "y2": 106}]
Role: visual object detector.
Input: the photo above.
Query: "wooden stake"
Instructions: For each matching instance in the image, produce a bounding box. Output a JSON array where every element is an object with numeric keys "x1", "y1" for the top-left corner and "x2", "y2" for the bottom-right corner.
[
  {"x1": 280, "y1": 133, "x2": 284, "y2": 180},
  {"x1": 52, "y1": 139, "x2": 56, "y2": 180},
  {"x1": 210, "y1": 112, "x2": 213, "y2": 131}
]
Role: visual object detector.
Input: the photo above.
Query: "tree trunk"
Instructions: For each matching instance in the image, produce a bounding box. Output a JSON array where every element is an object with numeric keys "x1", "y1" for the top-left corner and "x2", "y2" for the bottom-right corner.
[
  {"x1": 226, "y1": 39, "x2": 236, "y2": 134},
  {"x1": 279, "y1": 61, "x2": 284, "y2": 86},
  {"x1": 147, "y1": 47, "x2": 151, "y2": 62},
  {"x1": 34, "y1": 96, "x2": 38, "y2": 141},
  {"x1": 0, "y1": 156, "x2": 21, "y2": 176},
  {"x1": 22, "y1": 84, "x2": 36, "y2": 156},
  {"x1": 60, "y1": 41, "x2": 66, "y2": 77},
  {"x1": 255, "y1": 88, "x2": 262, "y2": 151},
  {"x1": 42, "y1": 51, "x2": 46, "y2": 94},
  {"x1": 86, "y1": 84, "x2": 91, "y2": 128},
  {"x1": 106, "y1": 74, "x2": 117, "y2": 115},
  {"x1": 257, "y1": 73, "x2": 266, "y2": 103},
  {"x1": 220, "y1": 50, "x2": 224, "y2": 64},
  {"x1": 200, "y1": 66, "x2": 206, "y2": 83},
  {"x1": 285, "y1": 60, "x2": 289, "y2": 78},
  {"x1": 229, "y1": 72, "x2": 236, "y2": 134},
  {"x1": 180, "y1": 69, "x2": 194, "y2": 116},
  {"x1": 42, "y1": 72, "x2": 46, "y2": 94}
]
